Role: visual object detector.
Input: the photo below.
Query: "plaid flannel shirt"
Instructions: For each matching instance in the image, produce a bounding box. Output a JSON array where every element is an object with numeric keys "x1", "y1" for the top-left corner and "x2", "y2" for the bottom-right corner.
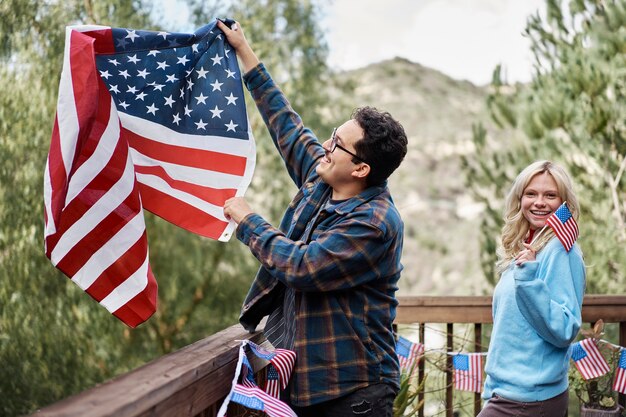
[{"x1": 237, "y1": 63, "x2": 403, "y2": 407}]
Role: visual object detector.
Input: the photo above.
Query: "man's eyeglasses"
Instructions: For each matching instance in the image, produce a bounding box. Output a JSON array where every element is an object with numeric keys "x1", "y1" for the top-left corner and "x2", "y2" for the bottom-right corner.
[{"x1": 329, "y1": 128, "x2": 368, "y2": 164}]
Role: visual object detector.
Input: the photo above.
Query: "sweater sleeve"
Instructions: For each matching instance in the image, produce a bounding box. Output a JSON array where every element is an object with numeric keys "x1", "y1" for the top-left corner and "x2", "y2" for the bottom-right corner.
[{"x1": 513, "y1": 240, "x2": 586, "y2": 348}]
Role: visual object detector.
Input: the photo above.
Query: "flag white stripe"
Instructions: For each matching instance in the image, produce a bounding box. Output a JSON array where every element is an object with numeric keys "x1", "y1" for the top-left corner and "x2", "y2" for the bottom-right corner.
[
  {"x1": 72, "y1": 211, "x2": 146, "y2": 290},
  {"x1": 65, "y1": 100, "x2": 121, "y2": 206},
  {"x1": 50, "y1": 155, "x2": 136, "y2": 264},
  {"x1": 130, "y1": 148, "x2": 247, "y2": 189},
  {"x1": 100, "y1": 254, "x2": 149, "y2": 312},
  {"x1": 136, "y1": 173, "x2": 229, "y2": 221},
  {"x1": 120, "y1": 112, "x2": 255, "y2": 156},
  {"x1": 43, "y1": 159, "x2": 56, "y2": 237}
]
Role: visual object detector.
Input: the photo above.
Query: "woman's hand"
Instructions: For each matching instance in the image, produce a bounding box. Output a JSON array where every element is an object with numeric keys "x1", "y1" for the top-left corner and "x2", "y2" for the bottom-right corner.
[{"x1": 515, "y1": 242, "x2": 537, "y2": 266}]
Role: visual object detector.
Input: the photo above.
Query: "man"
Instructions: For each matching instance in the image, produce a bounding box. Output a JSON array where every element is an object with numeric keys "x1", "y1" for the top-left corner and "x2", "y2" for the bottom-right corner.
[{"x1": 219, "y1": 19, "x2": 408, "y2": 417}]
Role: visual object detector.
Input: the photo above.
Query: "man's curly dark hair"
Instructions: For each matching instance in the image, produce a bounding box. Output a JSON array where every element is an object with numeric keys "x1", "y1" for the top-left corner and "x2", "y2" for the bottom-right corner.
[{"x1": 351, "y1": 106, "x2": 408, "y2": 187}]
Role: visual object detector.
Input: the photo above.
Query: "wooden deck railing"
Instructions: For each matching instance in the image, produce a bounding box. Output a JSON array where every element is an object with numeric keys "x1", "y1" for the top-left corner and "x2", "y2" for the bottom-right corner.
[{"x1": 32, "y1": 295, "x2": 626, "y2": 417}]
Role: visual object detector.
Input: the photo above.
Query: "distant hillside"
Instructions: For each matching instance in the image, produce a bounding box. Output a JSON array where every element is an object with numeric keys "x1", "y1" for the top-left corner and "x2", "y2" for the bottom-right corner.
[{"x1": 337, "y1": 57, "x2": 505, "y2": 296}]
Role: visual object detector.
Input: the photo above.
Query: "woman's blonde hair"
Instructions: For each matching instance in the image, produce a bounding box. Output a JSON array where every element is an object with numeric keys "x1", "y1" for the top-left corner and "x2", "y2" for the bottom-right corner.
[{"x1": 496, "y1": 160, "x2": 580, "y2": 273}]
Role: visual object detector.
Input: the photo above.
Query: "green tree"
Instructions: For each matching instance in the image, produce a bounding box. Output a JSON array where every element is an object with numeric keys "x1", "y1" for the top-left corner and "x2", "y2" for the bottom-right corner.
[
  {"x1": 462, "y1": 0, "x2": 626, "y2": 291},
  {"x1": 0, "y1": 0, "x2": 342, "y2": 415}
]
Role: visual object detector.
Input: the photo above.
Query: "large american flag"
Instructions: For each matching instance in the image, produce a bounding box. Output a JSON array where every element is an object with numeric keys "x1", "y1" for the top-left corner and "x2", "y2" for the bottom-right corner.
[
  {"x1": 43, "y1": 21, "x2": 255, "y2": 327},
  {"x1": 571, "y1": 339, "x2": 610, "y2": 380},
  {"x1": 546, "y1": 202, "x2": 579, "y2": 252},
  {"x1": 613, "y1": 349, "x2": 626, "y2": 394},
  {"x1": 453, "y1": 353, "x2": 483, "y2": 393},
  {"x1": 396, "y1": 336, "x2": 424, "y2": 374}
]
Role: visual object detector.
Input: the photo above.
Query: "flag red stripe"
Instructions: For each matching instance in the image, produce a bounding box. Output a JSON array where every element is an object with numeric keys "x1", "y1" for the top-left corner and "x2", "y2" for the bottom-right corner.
[
  {"x1": 124, "y1": 128, "x2": 247, "y2": 176},
  {"x1": 85, "y1": 232, "x2": 149, "y2": 301},
  {"x1": 85, "y1": 28, "x2": 116, "y2": 54},
  {"x1": 134, "y1": 164, "x2": 237, "y2": 206},
  {"x1": 112, "y1": 264, "x2": 158, "y2": 328},
  {"x1": 47, "y1": 117, "x2": 68, "y2": 231},
  {"x1": 138, "y1": 184, "x2": 229, "y2": 239}
]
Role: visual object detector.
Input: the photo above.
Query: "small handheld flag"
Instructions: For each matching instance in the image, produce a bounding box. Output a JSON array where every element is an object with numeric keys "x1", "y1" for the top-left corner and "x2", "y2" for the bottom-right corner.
[
  {"x1": 571, "y1": 339, "x2": 610, "y2": 380},
  {"x1": 545, "y1": 202, "x2": 579, "y2": 251},
  {"x1": 453, "y1": 353, "x2": 483, "y2": 393},
  {"x1": 396, "y1": 336, "x2": 424, "y2": 374},
  {"x1": 613, "y1": 349, "x2": 626, "y2": 394}
]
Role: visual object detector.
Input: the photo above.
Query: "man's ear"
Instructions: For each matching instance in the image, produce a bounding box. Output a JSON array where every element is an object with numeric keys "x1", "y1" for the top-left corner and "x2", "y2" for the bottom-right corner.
[{"x1": 352, "y1": 163, "x2": 370, "y2": 180}]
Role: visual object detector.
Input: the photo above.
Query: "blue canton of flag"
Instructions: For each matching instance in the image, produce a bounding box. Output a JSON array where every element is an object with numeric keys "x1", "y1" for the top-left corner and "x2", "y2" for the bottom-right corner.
[{"x1": 95, "y1": 24, "x2": 248, "y2": 139}]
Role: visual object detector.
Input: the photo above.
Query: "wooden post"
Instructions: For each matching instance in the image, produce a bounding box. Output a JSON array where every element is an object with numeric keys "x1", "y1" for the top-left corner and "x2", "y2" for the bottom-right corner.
[
  {"x1": 447, "y1": 323, "x2": 454, "y2": 417},
  {"x1": 474, "y1": 323, "x2": 482, "y2": 416},
  {"x1": 418, "y1": 323, "x2": 425, "y2": 417}
]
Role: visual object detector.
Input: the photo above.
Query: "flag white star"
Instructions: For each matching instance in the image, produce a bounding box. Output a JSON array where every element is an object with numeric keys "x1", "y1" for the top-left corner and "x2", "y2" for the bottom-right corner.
[
  {"x1": 195, "y1": 93, "x2": 208, "y2": 105},
  {"x1": 146, "y1": 104, "x2": 158, "y2": 115},
  {"x1": 211, "y1": 53, "x2": 224, "y2": 66},
  {"x1": 164, "y1": 95, "x2": 175, "y2": 107},
  {"x1": 127, "y1": 54, "x2": 140, "y2": 64},
  {"x1": 225, "y1": 48, "x2": 231, "y2": 58},
  {"x1": 179, "y1": 87, "x2": 185, "y2": 98},
  {"x1": 119, "y1": 70, "x2": 131, "y2": 79},
  {"x1": 184, "y1": 105, "x2": 193, "y2": 116},
  {"x1": 99, "y1": 70, "x2": 112, "y2": 79},
  {"x1": 157, "y1": 61, "x2": 170, "y2": 70},
  {"x1": 158, "y1": 31, "x2": 169, "y2": 39},
  {"x1": 196, "y1": 67, "x2": 209, "y2": 79},
  {"x1": 147, "y1": 50, "x2": 160, "y2": 57},
  {"x1": 109, "y1": 85, "x2": 120, "y2": 94},
  {"x1": 166, "y1": 74, "x2": 178, "y2": 83},
  {"x1": 136, "y1": 92, "x2": 147, "y2": 101},
  {"x1": 172, "y1": 113, "x2": 181, "y2": 125},
  {"x1": 225, "y1": 68, "x2": 236, "y2": 79},
  {"x1": 225, "y1": 120, "x2": 238, "y2": 132},
  {"x1": 210, "y1": 105, "x2": 223, "y2": 118},
  {"x1": 192, "y1": 44, "x2": 199, "y2": 53},
  {"x1": 108, "y1": 58, "x2": 120, "y2": 66},
  {"x1": 210, "y1": 80, "x2": 223, "y2": 91},
  {"x1": 225, "y1": 93, "x2": 238, "y2": 105},
  {"x1": 119, "y1": 101, "x2": 130, "y2": 110},
  {"x1": 137, "y1": 69, "x2": 150, "y2": 78},
  {"x1": 126, "y1": 86, "x2": 138, "y2": 94},
  {"x1": 152, "y1": 84, "x2": 165, "y2": 91},
  {"x1": 177, "y1": 55, "x2": 190, "y2": 65},
  {"x1": 125, "y1": 29, "x2": 140, "y2": 42},
  {"x1": 195, "y1": 119, "x2": 208, "y2": 130},
  {"x1": 187, "y1": 79, "x2": 195, "y2": 90}
]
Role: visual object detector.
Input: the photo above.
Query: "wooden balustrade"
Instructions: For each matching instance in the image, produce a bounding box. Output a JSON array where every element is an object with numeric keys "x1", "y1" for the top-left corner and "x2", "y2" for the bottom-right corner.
[{"x1": 32, "y1": 295, "x2": 626, "y2": 417}]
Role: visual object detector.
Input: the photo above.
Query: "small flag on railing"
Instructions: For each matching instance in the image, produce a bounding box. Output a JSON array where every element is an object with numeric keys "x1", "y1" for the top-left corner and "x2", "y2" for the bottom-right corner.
[
  {"x1": 247, "y1": 341, "x2": 297, "y2": 397},
  {"x1": 240, "y1": 355, "x2": 257, "y2": 388},
  {"x1": 453, "y1": 353, "x2": 483, "y2": 393},
  {"x1": 396, "y1": 336, "x2": 424, "y2": 374},
  {"x1": 571, "y1": 339, "x2": 610, "y2": 380},
  {"x1": 613, "y1": 349, "x2": 626, "y2": 394},
  {"x1": 545, "y1": 202, "x2": 579, "y2": 252},
  {"x1": 231, "y1": 384, "x2": 297, "y2": 417}
]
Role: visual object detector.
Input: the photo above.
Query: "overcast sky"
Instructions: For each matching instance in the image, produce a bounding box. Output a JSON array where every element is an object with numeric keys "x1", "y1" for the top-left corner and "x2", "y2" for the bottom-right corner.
[
  {"x1": 158, "y1": 0, "x2": 545, "y2": 86},
  {"x1": 321, "y1": 0, "x2": 544, "y2": 85}
]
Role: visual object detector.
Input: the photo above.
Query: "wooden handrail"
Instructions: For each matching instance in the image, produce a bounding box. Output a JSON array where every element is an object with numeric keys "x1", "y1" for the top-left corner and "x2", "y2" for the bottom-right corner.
[{"x1": 32, "y1": 295, "x2": 626, "y2": 417}]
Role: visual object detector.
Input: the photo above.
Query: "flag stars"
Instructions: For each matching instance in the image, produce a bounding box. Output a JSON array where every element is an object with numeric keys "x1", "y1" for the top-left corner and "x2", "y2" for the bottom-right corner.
[
  {"x1": 125, "y1": 29, "x2": 140, "y2": 42},
  {"x1": 210, "y1": 80, "x2": 223, "y2": 91},
  {"x1": 184, "y1": 105, "x2": 193, "y2": 116},
  {"x1": 164, "y1": 95, "x2": 175, "y2": 107},
  {"x1": 158, "y1": 31, "x2": 169, "y2": 40},
  {"x1": 225, "y1": 68, "x2": 236, "y2": 79},
  {"x1": 186, "y1": 79, "x2": 195, "y2": 90},
  {"x1": 211, "y1": 53, "x2": 224, "y2": 66},
  {"x1": 196, "y1": 67, "x2": 209, "y2": 79},
  {"x1": 179, "y1": 87, "x2": 185, "y2": 98},
  {"x1": 195, "y1": 92, "x2": 208, "y2": 105},
  {"x1": 225, "y1": 120, "x2": 238, "y2": 132},
  {"x1": 108, "y1": 58, "x2": 120, "y2": 66},
  {"x1": 147, "y1": 50, "x2": 160, "y2": 57},
  {"x1": 99, "y1": 70, "x2": 112, "y2": 79},
  {"x1": 157, "y1": 61, "x2": 170, "y2": 70},
  {"x1": 210, "y1": 105, "x2": 223, "y2": 118},
  {"x1": 166, "y1": 74, "x2": 178, "y2": 83},
  {"x1": 135, "y1": 92, "x2": 147, "y2": 101},
  {"x1": 146, "y1": 104, "x2": 158, "y2": 115},
  {"x1": 126, "y1": 85, "x2": 138, "y2": 94},
  {"x1": 177, "y1": 55, "x2": 190, "y2": 65},
  {"x1": 119, "y1": 70, "x2": 131, "y2": 79},
  {"x1": 172, "y1": 113, "x2": 181, "y2": 125},
  {"x1": 225, "y1": 92, "x2": 238, "y2": 105},
  {"x1": 119, "y1": 101, "x2": 130, "y2": 110},
  {"x1": 127, "y1": 54, "x2": 140, "y2": 64},
  {"x1": 137, "y1": 68, "x2": 150, "y2": 78},
  {"x1": 192, "y1": 44, "x2": 199, "y2": 53},
  {"x1": 195, "y1": 119, "x2": 208, "y2": 130},
  {"x1": 109, "y1": 85, "x2": 120, "y2": 94}
]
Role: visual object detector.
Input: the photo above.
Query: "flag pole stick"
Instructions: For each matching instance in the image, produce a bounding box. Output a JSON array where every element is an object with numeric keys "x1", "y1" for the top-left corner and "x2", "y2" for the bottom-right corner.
[{"x1": 529, "y1": 225, "x2": 547, "y2": 245}]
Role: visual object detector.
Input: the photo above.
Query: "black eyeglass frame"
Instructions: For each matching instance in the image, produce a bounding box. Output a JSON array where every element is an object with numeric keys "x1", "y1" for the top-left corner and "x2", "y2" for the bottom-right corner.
[{"x1": 329, "y1": 128, "x2": 369, "y2": 165}]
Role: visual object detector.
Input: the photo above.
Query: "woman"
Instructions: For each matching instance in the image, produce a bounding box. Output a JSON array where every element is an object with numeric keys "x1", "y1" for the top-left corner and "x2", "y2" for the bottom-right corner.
[{"x1": 479, "y1": 160, "x2": 586, "y2": 417}]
